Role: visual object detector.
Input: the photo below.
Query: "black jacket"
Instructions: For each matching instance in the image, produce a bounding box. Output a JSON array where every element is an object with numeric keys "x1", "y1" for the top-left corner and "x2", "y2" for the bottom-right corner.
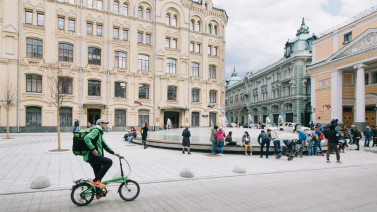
[
  {"x1": 324, "y1": 125, "x2": 338, "y2": 144},
  {"x1": 141, "y1": 126, "x2": 148, "y2": 140},
  {"x1": 182, "y1": 129, "x2": 191, "y2": 143}
]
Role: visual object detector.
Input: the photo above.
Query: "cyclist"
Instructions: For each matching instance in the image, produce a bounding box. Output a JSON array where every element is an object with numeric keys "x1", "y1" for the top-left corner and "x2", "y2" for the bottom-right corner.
[{"x1": 84, "y1": 119, "x2": 119, "y2": 197}]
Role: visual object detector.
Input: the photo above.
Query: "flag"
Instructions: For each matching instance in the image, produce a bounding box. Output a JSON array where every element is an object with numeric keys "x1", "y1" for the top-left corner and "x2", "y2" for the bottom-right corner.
[
  {"x1": 207, "y1": 105, "x2": 214, "y2": 108},
  {"x1": 325, "y1": 104, "x2": 331, "y2": 109},
  {"x1": 134, "y1": 101, "x2": 142, "y2": 106}
]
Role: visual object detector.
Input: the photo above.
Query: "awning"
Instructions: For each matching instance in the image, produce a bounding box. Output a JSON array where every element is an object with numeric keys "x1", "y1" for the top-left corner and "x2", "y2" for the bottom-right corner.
[
  {"x1": 159, "y1": 106, "x2": 187, "y2": 111},
  {"x1": 83, "y1": 103, "x2": 106, "y2": 108}
]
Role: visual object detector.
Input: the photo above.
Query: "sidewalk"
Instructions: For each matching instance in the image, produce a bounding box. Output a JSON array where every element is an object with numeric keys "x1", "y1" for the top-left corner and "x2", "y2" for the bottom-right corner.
[{"x1": 0, "y1": 132, "x2": 376, "y2": 211}]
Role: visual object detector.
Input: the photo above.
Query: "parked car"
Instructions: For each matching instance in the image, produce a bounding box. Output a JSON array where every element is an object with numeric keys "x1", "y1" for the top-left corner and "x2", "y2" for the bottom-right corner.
[
  {"x1": 242, "y1": 123, "x2": 256, "y2": 128},
  {"x1": 228, "y1": 123, "x2": 238, "y2": 128},
  {"x1": 278, "y1": 122, "x2": 309, "y2": 132},
  {"x1": 265, "y1": 124, "x2": 279, "y2": 131}
]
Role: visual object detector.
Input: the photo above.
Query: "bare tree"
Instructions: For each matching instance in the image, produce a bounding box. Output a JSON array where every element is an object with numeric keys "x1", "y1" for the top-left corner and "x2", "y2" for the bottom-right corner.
[
  {"x1": 0, "y1": 85, "x2": 16, "y2": 139},
  {"x1": 47, "y1": 64, "x2": 68, "y2": 150}
]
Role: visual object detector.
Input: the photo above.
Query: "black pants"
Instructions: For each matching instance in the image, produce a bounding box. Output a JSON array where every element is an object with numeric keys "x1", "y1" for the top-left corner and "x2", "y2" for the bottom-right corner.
[
  {"x1": 326, "y1": 143, "x2": 340, "y2": 161},
  {"x1": 260, "y1": 139, "x2": 270, "y2": 157},
  {"x1": 88, "y1": 156, "x2": 113, "y2": 182}
]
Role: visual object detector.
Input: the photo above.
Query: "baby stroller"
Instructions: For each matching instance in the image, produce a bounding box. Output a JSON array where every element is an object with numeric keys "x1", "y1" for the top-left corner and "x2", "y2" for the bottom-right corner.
[
  {"x1": 276, "y1": 139, "x2": 296, "y2": 161},
  {"x1": 123, "y1": 129, "x2": 130, "y2": 141},
  {"x1": 294, "y1": 139, "x2": 304, "y2": 158}
]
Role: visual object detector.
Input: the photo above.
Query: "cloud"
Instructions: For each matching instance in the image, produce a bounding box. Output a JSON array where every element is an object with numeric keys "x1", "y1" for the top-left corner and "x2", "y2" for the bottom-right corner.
[{"x1": 212, "y1": 0, "x2": 377, "y2": 79}]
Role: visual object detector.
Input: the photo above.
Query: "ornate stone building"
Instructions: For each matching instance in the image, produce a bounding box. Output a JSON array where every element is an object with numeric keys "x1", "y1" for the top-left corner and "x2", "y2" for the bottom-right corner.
[
  {"x1": 308, "y1": 5, "x2": 377, "y2": 129},
  {"x1": 0, "y1": 0, "x2": 228, "y2": 132},
  {"x1": 226, "y1": 19, "x2": 316, "y2": 126}
]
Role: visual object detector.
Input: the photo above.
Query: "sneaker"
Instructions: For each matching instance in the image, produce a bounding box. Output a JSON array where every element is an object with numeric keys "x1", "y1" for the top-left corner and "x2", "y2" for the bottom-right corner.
[
  {"x1": 266, "y1": 156, "x2": 269, "y2": 159},
  {"x1": 96, "y1": 189, "x2": 109, "y2": 199},
  {"x1": 91, "y1": 180, "x2": 106, "y2": 188},
  {"x1": 260, "y1": 156, "x2": 263, "y2": 158},
  {"x1": 188, "y1": 152, "x2": 191, "y2": 155},
  {"x1": 326, "y1": 160, "x2": 331, "y2": 163},
  {"x1": 250, "y1": 152, "x2": 253, "y2": 155},
  {"x1": 245, "y1": 153, "x2": 248, "y2": 156},
  {"x1": 182, "y1": 151, "x2": 185, "y2": 154},
  {"x1": 337, "y1": 160, "x2": 342, "y2": 163}
]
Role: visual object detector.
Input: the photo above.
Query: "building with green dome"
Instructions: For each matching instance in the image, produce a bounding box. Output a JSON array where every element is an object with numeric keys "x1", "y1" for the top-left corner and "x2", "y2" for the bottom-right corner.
[{"x1": 225, "y1": 19, "x2": 317, "y2": 126}]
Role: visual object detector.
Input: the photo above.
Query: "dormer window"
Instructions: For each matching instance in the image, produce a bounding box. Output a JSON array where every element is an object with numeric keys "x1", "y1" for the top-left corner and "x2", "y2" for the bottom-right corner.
[
  {"x1": 344, "y1": 32, "x2": 352, "y2": 44},
  {"x1": 285, "y1": 45, "x2": 292, "y2": 58}
]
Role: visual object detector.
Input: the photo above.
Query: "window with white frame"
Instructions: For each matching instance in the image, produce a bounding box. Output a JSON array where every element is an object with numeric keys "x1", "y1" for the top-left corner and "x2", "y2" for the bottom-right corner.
[
  {"x1": 172, "y1": 15, "x2": 177, "y2": 27},
  {"x1": 37, "y1": 13, "x2": 44, "y2": 26},
  {"x1": 192, "y1": 89, "x2": 200, "y2": 102},
  {"x1": 165, "y1": 38, "x2": 170, "y2": 48},
  {"x1": 196, "y1": 44, "x2": 200, "y2": 53},
  {"x1": 69, "y1": 0, "x2": 74, "y2": 4},
  {"x1": 208, "y1": 46, "x2": 211, "y2": 55},
  {"x1": 87, "y1": 0, "x2": 93, "y2": 8},
  {"x1": 213, "y1": 47, "x2": 217, "y2": 56},
  {"x1": 172, "y1": 39, "x2": 177, "y2": 49},
  {"x1": 146, "y1": 9, "x2": 151, "y2": 20},
  {"x1": 167, "y1": 59, "x2": 176, "y2": 74},
  {"x1": 138, "y1": 55, "x2": 149, "y2": 71},
  {"x1": 166, "y1": 14, "x2": 170, "y2": 25},
  {"x1": 113, "y1": 28, "x2": 119, "y2": 39},
  {"x1": 96, "y1": 24, "x2": 102, "y2": 36},
  {"x1": 123, "y1": 3, "x2": 128, "y2": 16},
  {"x1": 196, "y1": 21, "x2": 200, "y2": 32},
  {"x1": 191, "y1": 63, "x2": 199, "y2": 77},
  {"x1": 208, "y1": 24, "x2": 212, "y2": 34},
  {"x1": 209, "y1": 65, "x2": 216, "y2": 79},
  {"x1": 97, "y1": 0, "x2": 102, "y2": 10},
  {"x1": 115, "y1": 51, "x2": 127, "y2": 68},
  {"x1": 123, "y1": 29, "x2": 128, "y2": 41},
  {"x1": 58, "y1": 17, "x2": 65, "y2": 30},
  {"x1": 146, "y1": 34, "x2": 151, "y2": 44},
  {"x1": 138, "y1": 7, "x2": 143, "y2": 19},
  {"x1": 87, "y1": 22, "x2": 93, "y2": 34},
  {"x1": 209, "y1": 90, "x2": 217, "y2": 103},
  {"x1": 138, "y1": 32, "x2": 142, "y2": 43},
  {"x1": 26, "y1": 11, "x2": 32, "y2": 24},
  {"x1": 214, "y1": 25, "x2": 218, "y2": 35},
  {"x1": 114, "y1": 2, "x2": 119, "y2": 14},
  {"x1": 190, "y1": 42, "x2": 194, "y2": 52},
  {"x1": 190, "y1": 20, "x2": 194, "y2": 31},
  {"x1": 69, "y1": 19, "x2": 75, "y2": 31}
]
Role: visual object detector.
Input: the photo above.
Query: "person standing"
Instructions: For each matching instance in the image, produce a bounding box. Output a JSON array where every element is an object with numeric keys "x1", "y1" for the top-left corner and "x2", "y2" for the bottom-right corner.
[
  {"x1": 372, "y1": 126, "x2": 377, "y2": 147},
  {"x1": 353, "y1": 127, "x2": 362, "y2": 150},
  {"x1": 241, "y1": 131, "x2": 252, "y2": 155},
  {"x1": 73, "y1": 119, "x2": 80, "y2": 132},
  {"x1": 182, "y1": 126, "x2": 191, "y2": 154},
  {"x1": 215, "y1": 127, "x2": 226, "y2": 156},
  {"x1": 304, "y1": 129, "x2": 313, "y2": 156},
  {"x1": 225, "y1": 131, "x2": 237, "y2": 145},
  {"x1": 258, "y1": 130, "x2": 270, "y2": 158},
  {"x1": 267, "y1": 129, "x2": 280, "y2": 155},
  {"x1": 210, "y1": 126, "x2": 218, "y2": 154},
  {"x1": 324, "y1": 125, "x2": 341, "y2": 163},
  {"x1": 314, "y1": 127, "x2": 323, "y2": 155},
  {"x1": 141, "y1": 123, "x2": 149, "y2": 149},
  {"x1": 364, "y1": 126, "x2": 373, "y2": 148}
]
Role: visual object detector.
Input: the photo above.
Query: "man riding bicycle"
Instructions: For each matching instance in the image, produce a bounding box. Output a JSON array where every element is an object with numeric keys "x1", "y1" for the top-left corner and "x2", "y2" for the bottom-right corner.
[{"x1": 84, "y1": 119, "x2": 119, "y2": 197}]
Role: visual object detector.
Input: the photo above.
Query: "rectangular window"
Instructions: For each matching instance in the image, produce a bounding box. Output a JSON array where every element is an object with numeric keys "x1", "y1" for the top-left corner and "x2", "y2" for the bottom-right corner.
[
  {"x1": 58, "y1": 77, "x2": 73, "y2": 94},
  {"x1": 167, "y1": 86, "x2": 177, "y2": 101},
  {"x1": 26, "y1": 106, "x2": 42, "y2": 126},
  {"x1": 373, "y1": 72, "x2": 377, "y2": 84},
  {"x1": 209, "y1": 65, "x2": 216, "y2": 79},
  {"x1": 113, "y1": 28, "x2": 119, "y2": 39},
  {"x1": 26, "y1": 38, "x2": 43, "y2": 59},
  {"x1": 26, "y1": 75, "x2": 42, "y2": 93},
  {"x1": 172, "y1": 39, "x2": 177, "y2": 49},
  {"x1": 88, "y1": 80, "x2": 101, "y2": 96},
  {"x1": 69, "y1": 0, "x2": 74, "y2": 4},
  {"x1": 210, "y1": 90, "x2": 216, "y2": 103},
  {"x1": 97, "y1": 0, "x2": 103, "y2": 10},
  {"x1": 115, "y1": 51, "x2": 127, "y2": 68},
  {"x1": 190, "y1": 42, "x2": 194, "y2": 52},
  {"x1": 190, "y1": 20, "x2": 194, "y2": 31},
  {"x1": 138, "y1": 110, "x2": 149, "y2": 126},
  {"x1": 69, "y1": 19, "x2": 75, "y2": 32},
  {"x1": 123, "y1": 4, "x2": 128, "y2": 16},
  {"x1": 365, "y1": 73, "x2": 369, "y2": 85},
  {"x1": 138, "y1": 32, "x2": 142, "y2": 43},
  {"x1": 37, "y1": 13, "x2": 44, "y2": 26},
  {"x1": 191, "y1": 63, "x2": 199, "y2": 77},
  {"x1": 58, "y1": 17, "x2": 65, "y2": 30},
  {"x1": 138, "y1": 55, "x2": 149, "y2": 71},
  {"x1": 344, "y1": 32, "x2": 352, "y2": 44},
  {"x1": 165, "y1": 38, "x2": 170, "y2": 48},
  {"x1": 146, "y1": 34, "x2": 151, "y2": 45},
  {"x1": 138, "y1": 7, "x2": 143, "y2": 19},
  {"x1": 213, "y1": 47, "x2": 217, "y2": 56},
  {"x1": 167, "y1": 59, "x2": 176, "y2": 74},
  {"x1": 87, "y1": 23, "x2": 93, "y2": 34},
  {"x1": 146, "y1": 9, "x2": 151, "y2": 20},
  {"x1": 196, "y1": 44, "x2": 200, "y2": 53},
  {"x1": 115, "y1": 109, "x2": 126, "y2": 126},
  {"x1": 196, "y1": 22, "x2": 200, "y2": 32},
  {"x1": 123, "y1": 30, "x2": 128, "y2": 41},
  {"x1": 59, "y1": 43, "x2": 73, "y2": 62},
  {"x1": 139, "y1": 84, "x2": 149, "y2": 99},
  {"x1": 26, "y1": 11, "x2": 32, "y2": 24},
  {"x1": 96, "y1": 25, "x2": 102, "y2": 36},
  {"x1": 114, "y1": 2, "x2": 119, "y2": 14},
  {"x1": 115, "y1": 82, "x2": 126, "y2": 98},
  {"x1": 192, "y1": 89, "x2": 199, "y2": 102},
  {"x1": 87, "y1": 0, "x2": 93, "y2": 8},
  {"x1": 60, "y1": 107, "x2": 72, "y2": 126},
  {"x1": 88, "y1": 47, "x2": 101, "y2": 65},
  {"x1": 208, "y1": 46, "x2": 211, "y2": 55}
]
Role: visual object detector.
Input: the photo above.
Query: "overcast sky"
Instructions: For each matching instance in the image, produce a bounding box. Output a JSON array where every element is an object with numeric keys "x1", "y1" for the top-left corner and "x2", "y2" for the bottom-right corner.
[{"x1": 211, "y1": 0, "x2": 377, "y2": 79}]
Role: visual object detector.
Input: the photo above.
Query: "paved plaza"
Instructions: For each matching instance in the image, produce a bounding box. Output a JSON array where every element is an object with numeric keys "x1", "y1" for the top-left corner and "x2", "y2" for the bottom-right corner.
[{"x1": 0, "y1": 132, "x2": 377, "y2": 211}]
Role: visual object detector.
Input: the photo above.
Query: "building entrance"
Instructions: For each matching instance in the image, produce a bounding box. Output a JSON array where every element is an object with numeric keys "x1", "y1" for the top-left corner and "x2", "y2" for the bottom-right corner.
[
  {"x1": 366, "y1": 106, "x2": 376, "y2": 127},
  {"x1": 164, "y1": 111, "x2": 179, "y2": 129},
  {"x1": 343, "y1": 107, "x2": 353, "y2": 127},
  {"x1": 273, "y1": 114, "x2": 279, "y2": 124},
  {"x1": 87, "y1": 109, "x2": 101, "y2": 126},
  {"x1": 286, "y1": 113, "x2": 293, "y2": 122}
]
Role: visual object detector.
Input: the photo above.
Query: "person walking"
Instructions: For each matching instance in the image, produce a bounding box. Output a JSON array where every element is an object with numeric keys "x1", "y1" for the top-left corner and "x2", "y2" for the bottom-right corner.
[
  {"x1": 314, "y1": 127, "x2": 323, "y2": 155},
  {"x1": 304, "y1": 129, "x2": 314, "y2": 156},
  {"x1": 73, "y1": 119, "x2": 80, "y2": 132},
  {"x1": 267, "y1": 129, "x2": 280, "y2": 155},
  {"x1": 324, "y1": 125, "x2": 341, "y2": 163},
  {"x1": 215, "y1": 127, "x2": 226, "y2": 156},
  {"x1": 242, "y1": 131, "x2": 252, "y2": 155},
  {"x1": 141, "y1": 123, "x2": 149, "y2": 149},
  {"x1": 181, "y1": 126, "x2": 191, "y2": 154},
  {"x1": 364, "y1": 126, "x2": 373, "y2": 147},
  {"x1": 353, "y1": 127, "x2": 362, "y2": 150},
  {"x1": 210, "y1": 126, "x2": 218, "y2": 154},
  {"x1": 258, "y1": 130, "x2": 270, "y2": 158},
  {"x1": 225, "y1": 131, "x2": 237, "y2": 145},
  {"x1": 372, "y1": 126, "x2": 377, "y2": 147}
]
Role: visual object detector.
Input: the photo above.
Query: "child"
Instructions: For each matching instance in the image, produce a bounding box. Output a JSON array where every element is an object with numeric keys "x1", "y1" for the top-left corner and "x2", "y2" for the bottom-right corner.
[{"x1": 242, "y1": 131, "x2": 252, "y2": 155}]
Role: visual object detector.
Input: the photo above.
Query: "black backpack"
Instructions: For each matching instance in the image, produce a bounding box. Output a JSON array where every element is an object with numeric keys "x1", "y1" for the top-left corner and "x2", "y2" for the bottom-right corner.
[{"x1": 72, "y1": 127, "x2": 100, "y2": 156}]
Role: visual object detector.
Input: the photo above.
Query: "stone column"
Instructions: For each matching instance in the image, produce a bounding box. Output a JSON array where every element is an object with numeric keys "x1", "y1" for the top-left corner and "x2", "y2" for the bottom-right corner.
[
  {"x1": 311, "y1": 77, "x2": 316, "y2": 123},
  {"x1": 331, "y1": 70, "x2": 343, "y2": 123},
  {"x1": 354, "y1": 64, "x2": 368, "y2": 129}
]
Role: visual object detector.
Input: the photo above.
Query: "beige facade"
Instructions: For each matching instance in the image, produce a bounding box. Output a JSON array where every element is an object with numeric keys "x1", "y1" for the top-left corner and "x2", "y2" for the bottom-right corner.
[
  {"x1": 0, "y1": 0, "x2": 228, "y2": 132},
  {"x1": 309, "y1": 6, "x2": 377, "y2": 128}
]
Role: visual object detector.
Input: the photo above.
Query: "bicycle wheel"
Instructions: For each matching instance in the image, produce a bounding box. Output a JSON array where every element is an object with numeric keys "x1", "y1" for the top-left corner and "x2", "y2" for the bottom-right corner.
[
  {"x1": 118, "y1": 180, "x2": 140, "y2": 201},
  {"x1": 71, "y1": 182, "x2": 95, "y2": 206}
]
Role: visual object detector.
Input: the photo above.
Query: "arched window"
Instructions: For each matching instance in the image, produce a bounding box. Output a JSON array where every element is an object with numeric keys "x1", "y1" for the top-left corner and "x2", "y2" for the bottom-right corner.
[
  {"x1": 138, "y1": 7, "x2": 143, "y2": 19},
  {"x1": 146, "y1": 9, "x2": 151, "y2": 20},
  {"x1": 114, "y1": 1, "x2": 119, "y2": 14},
  {"x1": 208, "y1": 24, "x2": 212, "y2": 34},
  {"x1": 172, "y1": 15, "x2": 177, "y2": 27},
  {"x1": 166, "y1": 14, "x2": 170, "y2": 25},
  {"x1": 214, "y1": 25, "x2": 218, "y2": 35},
  {"x1": 123, "y1": 3, "x2": 128, "y2": 16},
  {"x1": 190, "y1": 20, "x2": 194, "y2": 31},
  {"x1": 196, "y1": 21, "x2": 200, "y2": 32}
]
